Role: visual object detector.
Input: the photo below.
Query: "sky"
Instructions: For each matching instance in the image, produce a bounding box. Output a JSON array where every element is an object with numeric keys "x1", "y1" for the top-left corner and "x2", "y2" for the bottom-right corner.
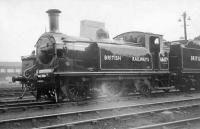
[{"x1": 0, "y1": 0, "x2": 200, "y2": 62}]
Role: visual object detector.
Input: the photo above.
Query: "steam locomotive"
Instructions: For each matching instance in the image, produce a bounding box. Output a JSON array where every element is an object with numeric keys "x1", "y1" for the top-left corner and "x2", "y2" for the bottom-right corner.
[{"x1": 12, "y1": 9, "x2": 200, "y2": 102}]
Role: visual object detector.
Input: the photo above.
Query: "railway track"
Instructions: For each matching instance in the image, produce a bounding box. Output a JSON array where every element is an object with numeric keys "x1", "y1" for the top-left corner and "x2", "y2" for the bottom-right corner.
[
  {"x1": 0, "y1": 89, "x2": 198, "y2": 115},
  {"x1": 0, "y1": 85, "x2": 194, "y2": 104},
  {"x1": 0, "y1": 96, "x2": 35, "y2": 105},
  {"x1": 0, "y1": 94, "x2": 136, "y2": 114},
  {"x1": 0, "y1": 88, "x2": 31, "y2": 98},
  {"x1": 1, "y1": 95, "x2": 200, "y2": 129},
  {"x1": 0, "y1": 101, "x2": 55, "y2": 113},
  {"x1": 37, "y1": 105, "x2": 200, "y2": 129},
  {"x1": 0, "y1": 89, "x2": 195, "y2": 114},
  {"x1": 130, "y1": 117, "x2": 200, "y2": 129}
]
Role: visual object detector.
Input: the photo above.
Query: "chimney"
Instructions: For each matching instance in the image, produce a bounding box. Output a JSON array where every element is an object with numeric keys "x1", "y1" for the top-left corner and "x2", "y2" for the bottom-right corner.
[{"x1": 46, "y1": 9, "x2": 61, "y2": 33}]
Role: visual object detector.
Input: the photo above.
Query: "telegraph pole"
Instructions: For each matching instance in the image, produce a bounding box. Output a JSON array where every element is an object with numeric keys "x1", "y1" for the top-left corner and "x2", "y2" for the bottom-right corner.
[
  {"x1": 179, "y1": 12, "x2": 191, "y2": 41},
  {"x1": 183, "y1": 12, "x2": 187, "y2": 41}
]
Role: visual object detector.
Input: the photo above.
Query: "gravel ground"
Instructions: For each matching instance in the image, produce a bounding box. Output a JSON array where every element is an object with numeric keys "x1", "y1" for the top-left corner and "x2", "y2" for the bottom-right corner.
[{"x1": 68, "y1": 105, "x2": 200, "y2": 129}]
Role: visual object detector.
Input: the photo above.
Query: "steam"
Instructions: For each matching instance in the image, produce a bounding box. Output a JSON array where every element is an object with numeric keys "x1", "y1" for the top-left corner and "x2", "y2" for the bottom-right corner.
[{"x1": 98, "y1": 82, "x2": 123, "y2": 98}]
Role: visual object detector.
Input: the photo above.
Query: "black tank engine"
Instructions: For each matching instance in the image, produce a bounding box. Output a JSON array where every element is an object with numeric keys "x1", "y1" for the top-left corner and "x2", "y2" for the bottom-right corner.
[{"x1": 12, "y1": 9, "x2": 200, "y2": 102}]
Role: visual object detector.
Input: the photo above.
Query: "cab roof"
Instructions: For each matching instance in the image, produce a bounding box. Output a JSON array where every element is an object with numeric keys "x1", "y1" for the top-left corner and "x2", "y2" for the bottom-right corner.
[{"x1": 113, "y1": 31, "x2": 163, "y2": 39}]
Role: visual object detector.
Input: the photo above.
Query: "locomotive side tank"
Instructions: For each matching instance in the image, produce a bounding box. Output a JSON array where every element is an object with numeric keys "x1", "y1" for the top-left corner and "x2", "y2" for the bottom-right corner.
[{"x1": 99, "y1": 42, "x2": 152, "y2": 70}]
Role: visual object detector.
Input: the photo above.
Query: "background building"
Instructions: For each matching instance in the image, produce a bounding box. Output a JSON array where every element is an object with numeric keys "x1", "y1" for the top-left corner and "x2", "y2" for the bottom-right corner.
[{"x1": 0, "y1": 62, "x2": 21, "y2": 84}]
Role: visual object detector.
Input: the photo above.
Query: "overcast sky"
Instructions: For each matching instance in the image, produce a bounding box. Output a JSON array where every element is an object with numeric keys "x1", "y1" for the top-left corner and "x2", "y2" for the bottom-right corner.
[{"x1": 1, "y1": 0, "x2": 200, "y2": 62}]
